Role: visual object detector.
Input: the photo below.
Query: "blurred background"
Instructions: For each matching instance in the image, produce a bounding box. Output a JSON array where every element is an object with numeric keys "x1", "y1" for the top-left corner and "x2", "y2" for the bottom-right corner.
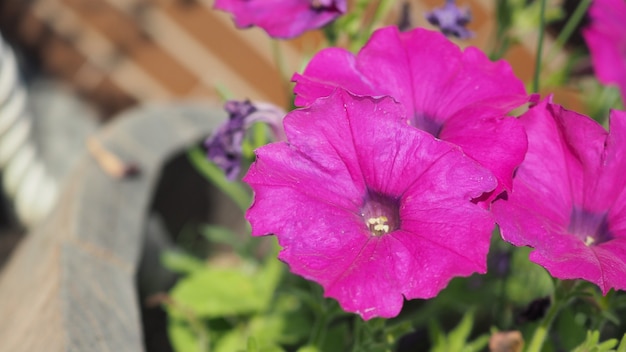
[
  {"x1": 0, "y1": 0, "x2": 544, "y2": 117},
  {"x1": 0, "y1": 0, "x2": 587, "y2": 244},
  {"x1": 0, "y1": 1, "x2": 593, "y2": 351}
]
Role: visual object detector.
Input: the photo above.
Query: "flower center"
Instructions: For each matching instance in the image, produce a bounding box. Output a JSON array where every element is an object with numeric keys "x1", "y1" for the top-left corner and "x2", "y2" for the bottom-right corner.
[
  {"x1": 413, "y1": 113, "x2": 443, "y2": 137},
  {"x1": 367, "y1": 216, "x2": 391, "y2": 236},
  {"x1": 568, "y1": 207, "x2": 612, "y2": 247},
  {"x1": 361, "y1": 191, "x2": 400, "y2": 237}
]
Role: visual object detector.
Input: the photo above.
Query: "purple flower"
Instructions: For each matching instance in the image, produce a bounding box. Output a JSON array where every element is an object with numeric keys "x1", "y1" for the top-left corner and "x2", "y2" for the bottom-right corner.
[
  {"x1": 583, "y1": 0, "x2": 626, "y2": 103},
  {"x1": 244, "y1": 90, "x2": 496, "y2": 319},
  {"x1": 206, "y1": 100, "x2": 285, "y2": 180},
  {"x1": 292, "y1": 26, "x2": 529, "y2": 203},
  {"x1": 493, "y1": 98, "x2": 626, "y2": 294},
  {"x1": 425, "y1": 0, "x2": 473, "y2": 39},
  {"x1": 214, "y1": 0, "x2": 347, "y2": 39}
]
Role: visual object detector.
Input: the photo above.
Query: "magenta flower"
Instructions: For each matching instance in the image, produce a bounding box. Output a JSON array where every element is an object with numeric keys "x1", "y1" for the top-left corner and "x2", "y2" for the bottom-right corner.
[
  {"x1": 493, "y1": 98, "x2": 626, "y2": 294},
  {"x1": 292, "y1": 26, "x2": 528, "y2": 202},
  {"x1": 214, "y1": 0, "x2": 347, "y2": 39},
  {"x1": 244, "y1": 89, "x2": 496, "y2": 319},
  {"x1": 583, "y1": 0, "x2": 626, "y2": 103}
]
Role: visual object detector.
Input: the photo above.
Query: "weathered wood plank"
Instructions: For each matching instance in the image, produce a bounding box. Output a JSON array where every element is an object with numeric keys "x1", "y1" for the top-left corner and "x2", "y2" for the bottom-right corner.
[{"x1": 0, "y1": 103, "x2": 224, "y2": 352}]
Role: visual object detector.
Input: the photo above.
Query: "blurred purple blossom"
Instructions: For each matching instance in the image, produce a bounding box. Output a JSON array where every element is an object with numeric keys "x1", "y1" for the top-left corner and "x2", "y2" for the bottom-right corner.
[
  {"x1": 206, "y1": 100, "x2": 285, "y2": 180},
  {"x1": 426, "y1": 0, "x2": 473, "y2": 39}
]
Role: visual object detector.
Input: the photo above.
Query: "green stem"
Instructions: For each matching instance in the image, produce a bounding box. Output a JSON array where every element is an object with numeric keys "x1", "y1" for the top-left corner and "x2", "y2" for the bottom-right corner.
[
  {"x1": 489, "y1": 0, "x2": 513, "y2": 60},
  {"x1": 526, "y1": 281, "x2": 576, "y2": 352},
  {"x1": 187, "y1": 146, "x2": 251, "y2": 213},
  {"x1": 540, "y1": 0, "x2": 592, "y2": 85},
  {"x1": 351, "y1": 317, "x2": 364, "y2": 352},
  {"x1": 367, "y1": 0, "x2": 393, "y2": 36},
  {"x1": 309, "y1": 309, "x2": 329, "y2": 347},
  {"x1": 350, "y1": 0, "x2": 393, "y2": 52},
  {"x1": 532, "y1": 0, "x2": 547, "y2": 93},
  {"x1": 526, "y1": 301, "x2": 560, "y2": 352},
  {"x1": 555, "y1": 0, "x2": 591, "y2": 48},
  {"x1": 546, "y1": 0, "x2": 591, "y2": 63}
]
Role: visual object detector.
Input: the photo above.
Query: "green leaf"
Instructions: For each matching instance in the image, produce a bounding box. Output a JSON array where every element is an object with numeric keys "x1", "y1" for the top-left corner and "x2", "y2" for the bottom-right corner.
[
  {"x1": 572, "y1": 330, "x2": 619, "y2": 352},
  {"x1": 247, "y1": 337, "x2": 258, "y2": 352},
  {"x1": 255, "y1": 257, "x2": 283, "y2": 303},
  {"x1": 168, "y1": 318, "x2": 208, "y2": 352},
  {"x1": 296, "y1": 346, "x2": 320, "y2": 352},
  {"x1": 616, "y1": 334, "x2": 626, "y2": 352},
  {"x1": 447, "y1": 311, "x2": 474, "y2": 351},
  {"x1": 505, "y1": 247, "x2": 554, "y2": 305},
  {"x1": 429, "y1": 311, "x2": 484, "y2": 352},
  {"x1": 162, "y1": 250, "x2": 206, "y2": 274},
  {"x1": 170, "y1": 266, "x2": 266, "y2": 318},
  {"x1": 169, "y1": 257, "x2": 284, "y2": 319},
  {"x1": 554, "y1": 308, "x2": 587, "y2": 350},
  {"x1": 200, "y1": 225, "x2": 243, "y2": 250},
  {"x1": 213, "y1": 323, "x2": 286, "y2": 352},
  {"x1": 320, "y1": 322, "x2": 350, "y2": 352}
]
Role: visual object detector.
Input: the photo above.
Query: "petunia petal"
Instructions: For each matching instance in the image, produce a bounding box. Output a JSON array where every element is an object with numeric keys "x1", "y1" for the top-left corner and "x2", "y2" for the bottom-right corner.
[
  {"x1": 440, "y1": 106, "x2": 527, "y2": 195},
  {"x1": 215, "y1": 0, "x2": 346, "y2": 39},
  {"x1": 530, "y1": 237, "x2": 626, "y2": 294},
  {"x1": 245, "y1": 142, "x2": 363, "y2": 231},
  {"x1": 292, "y1": 48, "x2": 376, "y2": 108},
  {"x1": 589, "y1": 110, "x2": 626, "y2": 211}
]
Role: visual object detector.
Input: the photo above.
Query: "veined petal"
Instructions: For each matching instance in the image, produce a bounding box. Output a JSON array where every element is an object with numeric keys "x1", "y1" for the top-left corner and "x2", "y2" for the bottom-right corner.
[
  {"x1": 292, "y1": 48, "x2": 375, "y2": 107},
  {"x1": 530, "y1": 237, "x2": 626, "y2": 294},
  {"x1": 245, "y1": 142, "x2": 363, "y2": 229},
  {"x1": 441, "y1": 106, "x2": 527, "y2": 194},
  {"x1": 589, "y1": 110, "x2": 626, "y2": 210},
  {"x1": 511, "y1": 99, "x2": 581, "y2": 218}
]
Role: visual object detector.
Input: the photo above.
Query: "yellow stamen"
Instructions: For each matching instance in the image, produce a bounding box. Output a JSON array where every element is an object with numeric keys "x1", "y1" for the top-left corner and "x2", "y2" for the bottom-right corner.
[
  {"x1": 367, "y1": 216, "x2": 390, "y2": 236},
  {"x1": 584, "y1": 236, "x2": 595, "y2": 246}
]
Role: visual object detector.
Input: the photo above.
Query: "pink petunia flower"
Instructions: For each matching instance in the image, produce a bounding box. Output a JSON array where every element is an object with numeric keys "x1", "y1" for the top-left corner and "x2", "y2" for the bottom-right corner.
[
  {"x1": 583, "y1": 0, "x2": 626, "y2": 103},
  {"x1": 214, "y1": 0, "x2": 347, "y2": 39},
  {"x1": 292, "y1": 26, "x2": 528, "y2": 203},
  {"x1": 493, "y1": 97, "x2": 626, "y2": 294},
  {"x1": 244, "y1": 89, "x2": 496, "y2": 319}
]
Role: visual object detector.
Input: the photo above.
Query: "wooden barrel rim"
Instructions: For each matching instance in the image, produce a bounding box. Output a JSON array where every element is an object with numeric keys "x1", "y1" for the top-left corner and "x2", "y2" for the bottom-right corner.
[{"x1": 0, "y1": 103, "x2": 224, "y2": 352}]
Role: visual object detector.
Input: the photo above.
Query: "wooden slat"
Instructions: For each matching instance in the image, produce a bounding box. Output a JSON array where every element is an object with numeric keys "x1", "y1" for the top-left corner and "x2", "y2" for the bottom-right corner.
[
  {"x1": 61, "y1": 0, "x2": 200, "y2": 95},
  {"x1": 103, "y1": 0, "x2": 275, "y2": 103},
  {"x1": 160, "y1": 1, "x2": 287, "y2": 103},
  {"x1": 31, "y1": 0, "x2": 172, "y2": 100}
]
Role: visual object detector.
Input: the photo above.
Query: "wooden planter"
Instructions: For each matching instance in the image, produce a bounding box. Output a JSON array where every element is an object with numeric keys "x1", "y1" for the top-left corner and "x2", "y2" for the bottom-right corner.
[{"x1": 0, "y1": 103, "x2": 224, "y2": 352}]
